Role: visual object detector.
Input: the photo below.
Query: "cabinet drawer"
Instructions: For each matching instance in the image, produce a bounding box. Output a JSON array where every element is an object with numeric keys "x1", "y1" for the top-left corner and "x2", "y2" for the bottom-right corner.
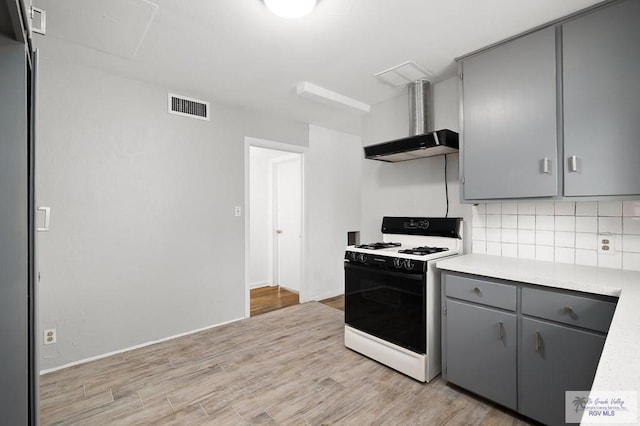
[
  {"x1": 444, "y1": 273, "x2": 517, "y2": 311},
  {"x1": 522, "y1": 287, "x2": 616, "y2": 333}
]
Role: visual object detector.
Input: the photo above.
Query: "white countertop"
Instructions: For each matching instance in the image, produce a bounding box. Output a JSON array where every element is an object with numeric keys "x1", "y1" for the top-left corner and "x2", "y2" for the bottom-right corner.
[{"x1": 436, "y1": 254, "x2": 640, "y2": 418}]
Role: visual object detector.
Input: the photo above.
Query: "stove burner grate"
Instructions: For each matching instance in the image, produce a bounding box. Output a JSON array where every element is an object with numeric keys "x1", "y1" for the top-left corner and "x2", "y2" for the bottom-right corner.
[
  {"x1": 355, "y1": 242, "x2": 401, "y2": 250},
  {"x1": 398, "y1": 246, "x2": 449, "y2": 255}
]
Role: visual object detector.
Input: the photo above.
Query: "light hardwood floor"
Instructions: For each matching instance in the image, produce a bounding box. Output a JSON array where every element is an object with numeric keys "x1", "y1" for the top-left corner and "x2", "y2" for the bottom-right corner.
[
  {"x1": 250, "y1": 286, "x2": 300, "y2": 317},
  {"x1": 250, "y1": 286, "x2": 344, "y2": 317},
  {"x1": 40, "y1": 302, "x2": 533, "y2": 425}
]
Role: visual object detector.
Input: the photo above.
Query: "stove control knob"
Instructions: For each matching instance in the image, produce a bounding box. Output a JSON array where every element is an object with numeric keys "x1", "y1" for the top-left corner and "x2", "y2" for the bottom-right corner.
[
  {"x1": 393, "y1": 258, "x2": 403, "y2": 268},
  {"x1": 358, "y1": 253, "x2": 367, "y2": 263},
  {"x1": 404, "y1": 259, "x2": 415, "y2": 271},
  {"x1": 349, "y1": 252, "x2": 358, "y2": 261}
]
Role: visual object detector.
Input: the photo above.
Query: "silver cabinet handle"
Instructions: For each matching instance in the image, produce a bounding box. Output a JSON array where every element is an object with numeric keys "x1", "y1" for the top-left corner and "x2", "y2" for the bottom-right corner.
[
  {"x1": 473, "y1": 286, "x2": 481, "y2": 294},
  {"x1": 569, "y1": 155, "x2": 579, "y2": 172},
  {"x1": 563, "y1": 306, "x2": 574, "y2": 314},
  {"x1": 541, "y1": 157, "x2": 551, "y2": 174},
  {"x1": 534, "y1": 332, "x2": 541, "y2": 352},
  {"x1": 37, "y1": 206, "x2": 50, "y2": 232},
  {"x1": 497, "y1": 322, "x2": 504, "y2": 339}
]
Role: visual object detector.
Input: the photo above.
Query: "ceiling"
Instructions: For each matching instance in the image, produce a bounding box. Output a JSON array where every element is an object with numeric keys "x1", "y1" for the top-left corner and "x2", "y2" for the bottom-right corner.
[{"x1": 33, "y1": 0, "x2": 604, "y2": 132}]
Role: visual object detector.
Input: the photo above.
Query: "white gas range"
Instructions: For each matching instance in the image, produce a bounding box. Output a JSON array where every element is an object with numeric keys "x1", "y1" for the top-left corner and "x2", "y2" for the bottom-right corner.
[{"x1": 344, "y1": 217, "x2": 463, "y2": 382}]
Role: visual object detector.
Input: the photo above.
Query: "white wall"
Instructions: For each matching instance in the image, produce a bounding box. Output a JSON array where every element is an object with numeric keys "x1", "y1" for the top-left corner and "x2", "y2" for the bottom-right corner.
[
  {"x1": 361, "y1": 77, "x2": 472, "y2": 249},
  {"x1": 36, "y1": 53, "x2": 310, "y2": 370},
  {"x1": 305, "y1": 125, "x2": 362, "y2": 301}
]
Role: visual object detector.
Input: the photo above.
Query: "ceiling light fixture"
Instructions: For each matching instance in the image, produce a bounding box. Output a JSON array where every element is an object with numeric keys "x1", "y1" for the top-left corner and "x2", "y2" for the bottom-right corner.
[{"x1": 264, "y1": 0, "x2": 317, "y2": 19}]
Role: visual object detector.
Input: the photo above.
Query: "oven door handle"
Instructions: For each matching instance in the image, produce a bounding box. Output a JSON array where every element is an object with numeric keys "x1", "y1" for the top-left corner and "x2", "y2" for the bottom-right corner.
[{"x1": 344, "y1": 262, "x2": 423, "y2": 281}]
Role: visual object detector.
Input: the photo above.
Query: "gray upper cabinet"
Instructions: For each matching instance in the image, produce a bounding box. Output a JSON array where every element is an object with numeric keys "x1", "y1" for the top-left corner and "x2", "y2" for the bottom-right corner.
[
  {"x1": 562, "y1": 0, "x2": 640, "y2": 196},
  {"x1": 459, "y1": 0, "x2": 640, "y2": 202},
  {"x1": 461, "y1": 27, "x2": 558, "y2": 200}
]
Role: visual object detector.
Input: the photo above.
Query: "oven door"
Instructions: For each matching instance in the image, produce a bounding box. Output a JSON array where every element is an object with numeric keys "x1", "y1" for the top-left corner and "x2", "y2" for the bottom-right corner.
[{"x1": 344, "y1": 262, "x2": 426, "y2": 354}]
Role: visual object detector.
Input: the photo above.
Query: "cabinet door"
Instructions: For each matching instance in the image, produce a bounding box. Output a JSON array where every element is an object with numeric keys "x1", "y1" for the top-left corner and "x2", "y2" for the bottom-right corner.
[
  {"x1": 462, "y1": 27, "x2": 558, "y2": 200},
  {"x1": 521, "y1": 318, "x2": 606, "y2": 426},
  {"x1": 563, "y1": 0, "x2": 640, "y2": 196},
  {"x1": 445, "y1": 299, "x2": 517, "y2": 410}
]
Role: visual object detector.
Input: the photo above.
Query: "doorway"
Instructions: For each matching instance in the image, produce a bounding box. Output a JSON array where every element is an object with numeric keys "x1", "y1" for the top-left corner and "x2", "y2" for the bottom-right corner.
[{"x1": 245, "y1": 139, "x2": 305, "y2": 318}]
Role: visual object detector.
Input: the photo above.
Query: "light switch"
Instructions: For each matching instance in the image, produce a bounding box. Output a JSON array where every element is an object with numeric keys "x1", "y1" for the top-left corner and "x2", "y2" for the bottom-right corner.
[{"x1": 235, "y1": 206, "x2": 242, "y2": 217}]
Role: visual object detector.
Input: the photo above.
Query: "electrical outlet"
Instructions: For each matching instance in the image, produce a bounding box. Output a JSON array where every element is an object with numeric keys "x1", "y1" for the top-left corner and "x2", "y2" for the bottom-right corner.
[
  {"x1": 597, "y1": 234, "x2": 615, "y2": 255},
  {"x1": 234, "y1": 206, "x2": 242, "y2": 217},
  {"x1": 44, "y1": 328, "x2": 56, "y2": 345}
]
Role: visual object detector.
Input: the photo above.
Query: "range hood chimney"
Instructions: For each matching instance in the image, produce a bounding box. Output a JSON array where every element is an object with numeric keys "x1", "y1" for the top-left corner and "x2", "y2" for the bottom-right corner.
[
  {"x1": 364, "y1": 80, "x2": 459, "y2": 162},
  {"x1": 408, "y1": 79, "x2": 433, "y2": 136}
]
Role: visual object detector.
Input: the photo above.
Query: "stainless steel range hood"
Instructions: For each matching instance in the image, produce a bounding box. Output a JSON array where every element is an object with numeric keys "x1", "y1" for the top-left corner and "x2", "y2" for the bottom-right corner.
[{"x1": 364, "y1": 80, "x2": 459, "y2": 162}]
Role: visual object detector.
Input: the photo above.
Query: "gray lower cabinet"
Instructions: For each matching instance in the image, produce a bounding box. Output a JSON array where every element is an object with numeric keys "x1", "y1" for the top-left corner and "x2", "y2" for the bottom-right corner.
[
  {"x1": 442, "y1": 271, "x2": 616, "y2": 426},
  {"x1": 520, "y1": 318, "x2": 606, "y2": 426},
  {"x1": 445, "y1": 300, "x2": 517, "y2": 410},
  {"x1": 461, "y1": 26, "x2": 558, "y2": 200},
  {"x1": 562, "y1": 0, "x2": 640, "y2": 197}
]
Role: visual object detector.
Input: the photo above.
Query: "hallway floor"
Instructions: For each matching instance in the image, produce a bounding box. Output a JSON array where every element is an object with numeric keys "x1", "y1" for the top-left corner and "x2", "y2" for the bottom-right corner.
[
  {"x1": 250, "y1": 286, "x2": 344, "y2": 316},
  {"x1": 250, "y1": 286, "x2": 299, "y2": 317}
]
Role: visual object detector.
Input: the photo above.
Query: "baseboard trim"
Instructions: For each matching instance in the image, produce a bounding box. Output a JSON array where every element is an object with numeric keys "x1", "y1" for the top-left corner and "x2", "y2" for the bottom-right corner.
[{"x1": 39, "y1": 316, "x2": 244, "y2": 375}]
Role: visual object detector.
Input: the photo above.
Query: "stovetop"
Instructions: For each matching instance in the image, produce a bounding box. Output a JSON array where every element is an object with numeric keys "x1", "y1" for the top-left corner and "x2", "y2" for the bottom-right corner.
[
  {"x1": 355, "y1": 242, "x2": 449, "y2": 256},
  {"x1": 347, "y1": 217, "x2": 463, "y2": 261},
  {"x1": 347, "y1": 241, "x2": 459, "y2": 261}
]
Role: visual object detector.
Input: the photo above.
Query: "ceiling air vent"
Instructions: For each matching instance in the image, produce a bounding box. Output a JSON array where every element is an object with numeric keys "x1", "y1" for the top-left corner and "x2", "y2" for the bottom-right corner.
[{"x1": 168, "y1": 93, "x2": 210, "y2": 121}]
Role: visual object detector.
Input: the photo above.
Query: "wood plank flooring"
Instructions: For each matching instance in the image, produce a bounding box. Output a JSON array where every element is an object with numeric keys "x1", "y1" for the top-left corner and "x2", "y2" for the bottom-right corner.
[
  {"x1": 250, "y1": 286, "x2": 299, "y2": 317},
  {"x1": 40, "y1": 302, "x2": 533, "y2": 425}
]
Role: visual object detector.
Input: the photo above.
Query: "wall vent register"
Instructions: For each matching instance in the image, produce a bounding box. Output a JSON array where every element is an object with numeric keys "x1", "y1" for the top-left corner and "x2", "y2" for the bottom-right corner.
[{"x1": 168, "y1": 93, "x2": 210, "y2": 121}]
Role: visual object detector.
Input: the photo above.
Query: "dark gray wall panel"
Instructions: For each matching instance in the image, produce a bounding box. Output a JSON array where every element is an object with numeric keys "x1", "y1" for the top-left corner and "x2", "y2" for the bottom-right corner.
[{"x1": 0, "y1": 38, "x2": 29, "y2": 425}]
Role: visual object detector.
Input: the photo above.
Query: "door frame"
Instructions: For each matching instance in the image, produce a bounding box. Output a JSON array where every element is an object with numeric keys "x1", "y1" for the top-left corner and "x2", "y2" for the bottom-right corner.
[{"x1": 244, "y1": 137, "x2": 307, "y2": 318}]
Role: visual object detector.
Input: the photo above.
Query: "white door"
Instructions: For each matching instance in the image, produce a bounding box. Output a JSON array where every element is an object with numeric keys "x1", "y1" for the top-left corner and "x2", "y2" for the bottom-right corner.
[{"x1": 274, "y1": 157, "x2": 302, "y2": 292}]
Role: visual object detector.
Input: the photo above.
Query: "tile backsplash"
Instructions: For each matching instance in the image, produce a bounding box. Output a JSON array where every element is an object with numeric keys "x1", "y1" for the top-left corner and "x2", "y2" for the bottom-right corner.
[{"x1": 471, "y1": 200, "x2": 640, "y2": 271}]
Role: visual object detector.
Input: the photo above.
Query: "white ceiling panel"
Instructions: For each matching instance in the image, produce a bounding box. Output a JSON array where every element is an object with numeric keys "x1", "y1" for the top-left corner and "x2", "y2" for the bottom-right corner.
[
  {"x1": 33, "y1": 0, "x2": 606, "y2": 130},
  {"x1": 44, "y1": 0, "x2": 158, "y2": 59}
]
